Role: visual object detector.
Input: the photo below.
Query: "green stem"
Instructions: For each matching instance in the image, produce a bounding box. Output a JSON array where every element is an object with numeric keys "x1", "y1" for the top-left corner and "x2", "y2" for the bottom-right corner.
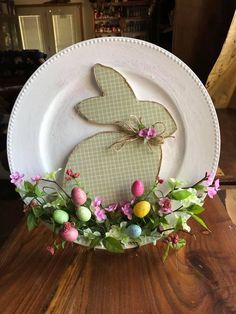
[{"x1": 41, "y1": 179, "x2": 70, "y2": 198}]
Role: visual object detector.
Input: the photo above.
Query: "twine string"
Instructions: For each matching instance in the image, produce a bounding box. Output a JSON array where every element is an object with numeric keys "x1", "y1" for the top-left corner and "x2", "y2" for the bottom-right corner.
[{"x1": 109, "y1": 116, "x2": 173, "y2": 152}]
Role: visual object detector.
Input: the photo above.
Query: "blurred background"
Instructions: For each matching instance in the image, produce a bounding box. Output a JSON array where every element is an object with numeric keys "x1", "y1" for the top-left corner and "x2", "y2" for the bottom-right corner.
[{"x1": 0, "y1": 0, "x2": 236, "y2": 243}]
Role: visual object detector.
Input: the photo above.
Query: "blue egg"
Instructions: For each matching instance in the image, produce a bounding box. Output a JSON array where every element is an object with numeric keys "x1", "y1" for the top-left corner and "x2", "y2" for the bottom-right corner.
[{"x1": 126, "y1": 224, "x2": 142, "y2": 238}]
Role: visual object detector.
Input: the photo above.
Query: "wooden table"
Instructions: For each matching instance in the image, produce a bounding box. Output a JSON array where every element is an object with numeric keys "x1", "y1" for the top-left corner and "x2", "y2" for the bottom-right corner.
[{"x1": 0, "y1": 196, "x2": 236, "y2": 314}]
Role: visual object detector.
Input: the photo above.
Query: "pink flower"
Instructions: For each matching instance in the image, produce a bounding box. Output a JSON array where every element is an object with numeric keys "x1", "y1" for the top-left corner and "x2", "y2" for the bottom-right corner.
[
  {"x1": 31, "y1": 175, "x2": 42, "y2": 182},
  {"x1": 66, "y1": 169, "x2": 73, "y2": 176},
  {"x1": 207, "y1": 179, "x2": 220, "y2": 198},
  {"x1": 159, "y1": 197, "x2": 172, "y2": 215},
  {"x1": 205, "y1": 172, "x2": 214, "y2": 186},
  {"x1": 156, "y1": 176, "x2": 164, "y2": 184},
  {"x1": 95, "y1": 208, "x2": 107, "y2": 221},
  {"x1": 92, "y1": 197, "x2": 103, "y2": 209},
  {"x1": 66, "y1": 169, "x2": 80, "y2": 178},
  {"x1": 120, "y1": 201, "x2": 133, "y2": 220},
  {"x1": 104, "y1": 203, "x2": 118, "y2": 212},
  {"x1": 167, "y1": 234, "x2": 179, "y2": 245},
  {"x1": 10, "y1": 171, "x2": 24, "y2": 185},
  {"x1": 138, "y1": 127, "x2": 157, "y2": 140},
  {"x1": 46, "y1": 246, "x2": 55, "y2": 255}
]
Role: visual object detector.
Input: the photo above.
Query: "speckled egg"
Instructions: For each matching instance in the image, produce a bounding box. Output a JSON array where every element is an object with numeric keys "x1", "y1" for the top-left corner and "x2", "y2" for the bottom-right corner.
[
  {"x1": 59, "y1": 223, "x2": 79, "y2": 242},
  {"x1": 126, "y1": 224, "x2": 142, "y2": 238},
  {"x1": 131, "y1": 180, "x2": 144, "y2": 197},
  {"x1": 71, "y1": 187, "x2": 87, "y2": 206},
  {"x1": 76, "y1": 206, "x2": 91, "y2": 222},
  {"x1": 53, "y1": 209, "x2": 69, "y2": 224},
  {"x1": 133, "y1": 201, "x2": 151, "y2": 218}
]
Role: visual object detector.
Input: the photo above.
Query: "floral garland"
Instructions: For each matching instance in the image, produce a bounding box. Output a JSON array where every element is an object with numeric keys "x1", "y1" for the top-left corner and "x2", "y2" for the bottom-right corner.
[{"x1": 10, "y1": 169, "x2": 220, "y2": 260}]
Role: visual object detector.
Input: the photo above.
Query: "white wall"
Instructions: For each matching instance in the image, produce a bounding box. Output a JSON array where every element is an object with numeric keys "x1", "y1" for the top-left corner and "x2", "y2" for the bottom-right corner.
[{"x1": 15, "y1": 0, "x2": 94, "y2": 40}]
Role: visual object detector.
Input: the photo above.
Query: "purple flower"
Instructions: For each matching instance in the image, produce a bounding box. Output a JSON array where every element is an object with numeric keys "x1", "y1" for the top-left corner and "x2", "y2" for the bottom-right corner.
[
  {"x1": 95, "y1": 208, "x2": 107, "y2": 221},
  {"x1": 159, "y1": 197, "x2": 172, "y2": 215},
  {"x1": 31, "y1": 175, "x2": 42, "y2": 182},
  {"x1": 207, "y1": 179, "x2": 220, "y2": 199},
  {"x1": 10, "y1": 171, "x2": 24, "y2": 185},
  {"x1": 120, "y1": 201, "x2": 133, "y2": 220},
  {"x1": 138, "y1": 127, "x2": 157, "y2": 140},
  {"x1": 205, "y1": 172, "x2": 214, "y2": 186},
  {"x1": 104, "y1": 203, "x2": 118, "y2": 212},
  {"x1": 92, "y1": 197, "x2": 103, "y2": 209}
]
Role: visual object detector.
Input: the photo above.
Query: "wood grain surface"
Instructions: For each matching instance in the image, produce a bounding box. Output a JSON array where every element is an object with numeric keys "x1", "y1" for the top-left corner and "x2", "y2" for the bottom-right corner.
[{"x1": 0, "y1": 196, "x2": 236, "y2": 314}]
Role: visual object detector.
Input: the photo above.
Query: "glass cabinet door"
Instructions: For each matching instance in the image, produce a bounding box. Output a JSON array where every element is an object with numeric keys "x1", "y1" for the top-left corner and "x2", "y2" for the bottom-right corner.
[
  {"x1": 47, "y1": 6, "x2": 83, "y2": 53},
  {"x1": 16, "y1": 5, "x2": 83, "y2": 57},
  {"x1": 18, "y1": 15, "x2": 44, "y2": 51}
]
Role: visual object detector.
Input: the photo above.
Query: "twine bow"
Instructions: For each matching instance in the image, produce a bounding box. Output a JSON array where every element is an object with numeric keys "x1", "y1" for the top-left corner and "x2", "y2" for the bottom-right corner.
[{"x1": 109, "y1": 115, "x2": 172, "y2": 152}]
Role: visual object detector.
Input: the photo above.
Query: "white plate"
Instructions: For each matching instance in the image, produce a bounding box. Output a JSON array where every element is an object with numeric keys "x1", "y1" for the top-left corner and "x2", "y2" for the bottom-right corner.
[{"x1": 7, "y1": 37, "x2": 220, "y2": 189}]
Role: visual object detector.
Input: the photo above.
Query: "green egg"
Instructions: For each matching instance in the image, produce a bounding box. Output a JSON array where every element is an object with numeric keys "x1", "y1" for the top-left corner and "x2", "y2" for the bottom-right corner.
[
  {"x1": 76, "y1": 206, "x2": 91, "y2": 222},
  {"x1": 53, "y1": 209, "x2": 69, "y2": 224}
]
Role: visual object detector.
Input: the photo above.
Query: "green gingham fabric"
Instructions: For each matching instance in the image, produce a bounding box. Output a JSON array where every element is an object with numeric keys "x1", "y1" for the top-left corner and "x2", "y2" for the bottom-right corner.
[{"x1": 63, "y1": 64, "x2": 177, "y2": 203}]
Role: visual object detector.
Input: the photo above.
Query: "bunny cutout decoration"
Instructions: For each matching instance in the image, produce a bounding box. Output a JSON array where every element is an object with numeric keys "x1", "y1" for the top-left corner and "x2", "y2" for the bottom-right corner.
[{"x1": 63, "y1": 64, "x2": 177, "y2": 204}]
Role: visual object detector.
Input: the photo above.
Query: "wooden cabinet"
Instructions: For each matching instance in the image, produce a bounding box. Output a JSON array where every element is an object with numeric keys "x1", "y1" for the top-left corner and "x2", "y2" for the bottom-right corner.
[{"x1": 92, "y1": 1, "x2": 150, "y2": 41}]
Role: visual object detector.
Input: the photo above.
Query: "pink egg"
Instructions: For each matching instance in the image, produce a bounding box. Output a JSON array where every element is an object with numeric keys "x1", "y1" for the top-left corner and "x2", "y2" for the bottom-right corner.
[
  {"x1": 59, "y1": 223, "x2": 79, "y2": 242},
  {"x1": 71, "y1": 187, "x2": 87, "y2": 206},
  {"x1": 131, "y1": 180, "x2": 144, "y2": 197}
]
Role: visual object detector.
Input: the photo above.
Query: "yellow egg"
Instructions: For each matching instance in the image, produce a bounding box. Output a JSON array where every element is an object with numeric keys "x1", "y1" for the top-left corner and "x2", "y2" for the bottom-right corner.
[{"x1": 133, "y1": 201, "x2": 151, "y2": 218}]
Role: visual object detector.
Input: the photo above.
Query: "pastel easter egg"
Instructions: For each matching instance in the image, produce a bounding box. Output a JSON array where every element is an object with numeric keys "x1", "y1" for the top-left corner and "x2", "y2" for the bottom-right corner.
[
  {"x1": 133, "y1": 201, "x2": 151, "y2": 218},
  {"x1": 76, "y1": 206, "x2": 91, "y2": 222},
  {"x1": 59, "y1": 224, "x2": 79, "y2": 242},
  {"x1": 126, "y1": 224, "x2": 142, "y2": 238},
  {"x1": 53, "y1": 209, "x2": 69, "y2": 224},
  {"x1": 131, "y1": 180, "x2": 144, "y2": 197},
  {"x1": 71, "y1": 187, "x2": 87, "y2": 206}
]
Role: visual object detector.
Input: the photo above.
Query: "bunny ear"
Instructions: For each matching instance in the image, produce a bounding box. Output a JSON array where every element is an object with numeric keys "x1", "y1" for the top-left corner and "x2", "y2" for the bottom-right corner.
[
  {"x1": 76, "y1": 64, "x2": 137, "y2": 124},
  {"x1": 76, "y1": 63, "x2": 177, "y2": 137},
  {"x1": 93, "y1": 63, "x2": 136, "y2": 98}
]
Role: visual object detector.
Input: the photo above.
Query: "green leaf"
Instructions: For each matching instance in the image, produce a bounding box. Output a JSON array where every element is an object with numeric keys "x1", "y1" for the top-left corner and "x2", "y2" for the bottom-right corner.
[
  {"x1": 27, "y1": 212, "x2": 37, "y2": 231},
  {"x1": 84, "y1": 198, "x2": 92, "y2": 208},
  {"x1": 35, "y1": 185, "x2": 46, "y2": 197},
  {"x1": 188, "y1": 204, "x2": 205, "y2": 214},
  {"x1": 102, "y1": 237, "x2": 124, "y2": 253},
  {"x1": 50, "y1": 217, "x2": 56, "y2": 233},
  {"x1": 32, "y1": 206, "x2": 45, "y2": 218},
  {"x1": 61, "y1": 241, "x2": 66, "y2": 249},
  {"x1": 44, "y1": 168, "x2": 62, "y2": 180},
  {"x1": 171, "y1": 190, "x2": 192, "y2": 200},
  {"x1": 175, "y1": 216, "x2": 183, "y2": 231},
  {"x1": 194, "y1": 184, "x2": 205, "y2": 191},
  {"x1": 53, "y1": 240, "x2": 60, "y2": 249},
  {"x1": 24, "y1": 181, "x2": 35, "y2": 192},
  {"x1": 162, "y1": 242, "x2": 170, "y2": 262},
  {"x1": 90, "y1": 237, "x2": 101, "y2": 248},
  {"x1": 191, "y1": 214, "x2": 210, "y2": 231},
  {"x1": 175, "y1": 238, "x2": 186, "y2": 250}
]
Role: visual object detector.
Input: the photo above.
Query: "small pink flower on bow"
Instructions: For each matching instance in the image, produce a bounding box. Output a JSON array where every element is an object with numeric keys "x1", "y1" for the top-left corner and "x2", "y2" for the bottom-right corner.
[
  {"x1": 138, "y1": 127, "x2": 157, "y2": 140},
  {"x1": 207, "y1": 179, "x2": 220, "y2": 198},
  {"x1": 10, "y1": 171, "x2": 24, "y2": 185},
  {"x1": 159, "y1": 197, "x2": 172, "y2": 215}
]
